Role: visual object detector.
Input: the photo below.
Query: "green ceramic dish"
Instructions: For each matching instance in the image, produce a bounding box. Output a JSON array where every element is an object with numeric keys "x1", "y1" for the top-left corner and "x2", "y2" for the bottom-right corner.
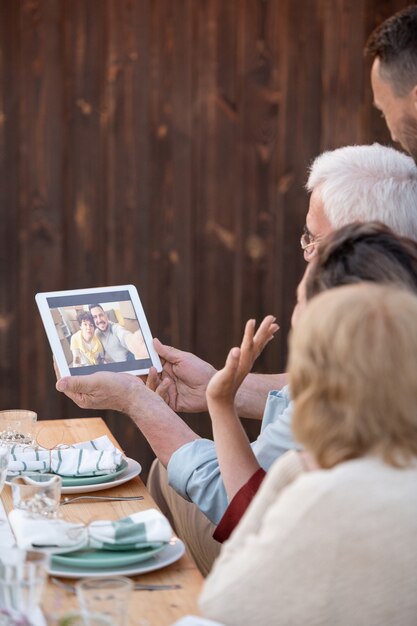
[
  {"x1": 61, "y1": 459, "x2": 128, "y2": 487},
  {"x1": 52, "y1": 543, "x2": 165, "y2": 569}
]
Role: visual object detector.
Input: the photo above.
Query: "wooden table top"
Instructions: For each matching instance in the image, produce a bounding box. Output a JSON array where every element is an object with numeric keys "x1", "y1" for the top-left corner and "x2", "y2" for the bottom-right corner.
[{"x1": 1, "y1": 417, "x2": 203, "y2": 626}]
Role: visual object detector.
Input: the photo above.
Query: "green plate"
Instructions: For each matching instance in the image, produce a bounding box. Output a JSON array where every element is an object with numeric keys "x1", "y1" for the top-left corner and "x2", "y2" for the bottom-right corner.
[
  {"x1": 52, "y1": 544, "x2": 165, "y2": 568},
  {"x1": 61, "y1": 459, "x2": 128, "y2": 487}
]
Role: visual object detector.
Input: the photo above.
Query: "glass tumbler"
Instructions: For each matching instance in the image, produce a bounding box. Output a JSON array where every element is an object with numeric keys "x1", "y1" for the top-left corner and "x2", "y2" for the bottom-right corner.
[
  {"x1": 11, "y1": 473, "x2": 62, "y2": 518},
  {"x1": 76, "y1": 577, "x2": 133, "y2": 626},
  {"x1": 0, "y1": 447, "x2": 10, "y2": 494},
  {"x1": 0, "y1": 548, "x2": 50, "y2": 615},
  {"x1": 51, "y1": 611, "x2": 115, "y2": 626},
  {"x1": 0, "y1": 410, "x2": 37, "y2": 446}
]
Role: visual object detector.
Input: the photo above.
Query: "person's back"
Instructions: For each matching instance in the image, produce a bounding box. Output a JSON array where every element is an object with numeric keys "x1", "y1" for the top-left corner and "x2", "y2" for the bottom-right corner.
[{"x1": 200, "y1": 455, "x2": 417, "y2": 625}]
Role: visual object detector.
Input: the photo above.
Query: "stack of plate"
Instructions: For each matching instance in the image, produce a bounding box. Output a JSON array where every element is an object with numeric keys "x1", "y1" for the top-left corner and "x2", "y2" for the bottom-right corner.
[
  {"x1": 49, "y1": 538, "x2": 185, "y2": 578},
  {"x1": 60, "y1": 457, "x2": 141, "y2": 494},
  {"x1": 6, "y1": 457, "x2": 142, "y2": 495}
]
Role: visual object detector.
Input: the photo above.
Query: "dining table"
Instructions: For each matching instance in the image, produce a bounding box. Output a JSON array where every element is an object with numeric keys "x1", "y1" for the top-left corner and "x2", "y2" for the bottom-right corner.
[{"x1": 1, "y1": 417, "x2": 204, "y2": 626}]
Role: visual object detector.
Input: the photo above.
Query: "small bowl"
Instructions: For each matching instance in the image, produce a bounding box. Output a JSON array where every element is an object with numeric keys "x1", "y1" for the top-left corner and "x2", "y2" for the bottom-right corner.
[{"x1": 0, "y1": 409, "x2": 37, "y2": 446}]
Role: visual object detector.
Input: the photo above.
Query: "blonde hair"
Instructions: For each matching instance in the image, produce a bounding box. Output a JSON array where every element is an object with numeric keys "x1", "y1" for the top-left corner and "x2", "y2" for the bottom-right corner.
[{"x1": 289, "y1": 283, "x2": 417, "y2": 468}]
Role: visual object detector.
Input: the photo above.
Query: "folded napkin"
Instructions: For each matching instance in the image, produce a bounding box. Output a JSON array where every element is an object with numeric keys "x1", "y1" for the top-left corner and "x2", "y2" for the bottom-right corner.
[
  {"x1": 8, "y1": 435, "x2": 124, "y2": 477},
  {"x1": 9, "y1": 508, "x2": 173, "y2": 552}
]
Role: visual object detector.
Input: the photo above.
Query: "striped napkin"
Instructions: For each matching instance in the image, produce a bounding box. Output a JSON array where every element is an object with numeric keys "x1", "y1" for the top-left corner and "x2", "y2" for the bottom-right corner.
[
  {"x1": 7, "y1": 435, "x2": 123, "y2": 477},
  {"x1": 9, "y1": 508, "x2": 173, "y2": 553}
]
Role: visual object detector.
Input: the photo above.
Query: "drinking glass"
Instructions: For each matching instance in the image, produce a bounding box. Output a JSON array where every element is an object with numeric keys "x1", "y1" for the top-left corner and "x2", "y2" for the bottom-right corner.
[
  {"x1": 0, "y1": 410, "x2": 37, "y2": 446},
  {"x1": 0, "y1": 548, "x2": 50, "y2": 615},
  {"x1": 0, "y1": 447, "x2": 10, "y2": 494},
  {"x1": 11, "y1": 473, "x2": 62, "y2": 518},
  {"x1": 76, "y1": 577, "x2": 133, "y2": 626},
  {"x1": 51, "y1": 612, "x2": 115, "y2": 626}
]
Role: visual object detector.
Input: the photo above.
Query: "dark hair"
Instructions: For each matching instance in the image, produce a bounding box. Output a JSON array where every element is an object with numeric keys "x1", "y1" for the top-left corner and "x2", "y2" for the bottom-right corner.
[
  {"x1": 88, "y1": 303, "x2": 104, "y2": 313},
  {"x1": 365, "y1": 5, "x2": 417, "y2": 96},
  {"x1": 306, "y1": 221, "x2": 417, "y2": 300},
  {"x1": 77, "y1": 311, "x2": 95, "y2": 326}
]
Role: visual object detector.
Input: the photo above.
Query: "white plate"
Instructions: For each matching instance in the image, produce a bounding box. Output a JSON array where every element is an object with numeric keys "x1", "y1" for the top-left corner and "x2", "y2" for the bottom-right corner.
[
  {"x1": 61, "y1": 457, "x2": 141, "y2": 494},
  {"x1": 48, "y1": 537, "x2": 185, "y2": 578},
  {"x1": 6, "y1": 458, "x2": 141, "y2": 495}
]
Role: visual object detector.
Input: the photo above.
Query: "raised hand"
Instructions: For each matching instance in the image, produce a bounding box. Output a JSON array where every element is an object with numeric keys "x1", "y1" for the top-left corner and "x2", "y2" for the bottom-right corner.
[
  {"x1": 205, "y1": 316, "x2": 278, "y2": 502},
  {"x1": 206, "y1": 316, "x2": 278, "y2": 406}
]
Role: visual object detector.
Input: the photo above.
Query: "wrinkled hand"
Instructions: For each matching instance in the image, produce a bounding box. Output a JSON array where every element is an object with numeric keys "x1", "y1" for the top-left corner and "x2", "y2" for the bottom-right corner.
[
  {"x1": 152, "y1": 339, "x2": 217, "y2": 413},
  {"x1": 146, "y1": 366, "x2": 172, "y2": 403},
  {"x1": 56, "y1": 371, "x2": 146, "y2": 414},
  {"x1": 206, "y1": 316, "x2": 278, "y2": 406}
]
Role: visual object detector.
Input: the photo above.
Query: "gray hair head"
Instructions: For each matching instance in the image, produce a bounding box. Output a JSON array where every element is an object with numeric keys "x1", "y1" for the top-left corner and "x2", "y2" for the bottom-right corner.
[{"x1": 306, "y1": 143, "x2": 417, "y2": 241}]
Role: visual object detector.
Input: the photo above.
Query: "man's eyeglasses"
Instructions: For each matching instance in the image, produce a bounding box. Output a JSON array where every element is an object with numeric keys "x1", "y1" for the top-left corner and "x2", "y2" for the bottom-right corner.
[{"x1": 300, "y1": 226, "x2": 321, "y2": 258}]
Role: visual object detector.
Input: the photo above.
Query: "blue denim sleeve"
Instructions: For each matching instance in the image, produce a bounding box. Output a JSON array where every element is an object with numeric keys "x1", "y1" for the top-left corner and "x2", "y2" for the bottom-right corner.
[
  {"x1": 167, "y1": 439, "x2": 228, "y2": 525},
  {"x1": 251, "y1": 387, "x2": 301, "y2": 470}
]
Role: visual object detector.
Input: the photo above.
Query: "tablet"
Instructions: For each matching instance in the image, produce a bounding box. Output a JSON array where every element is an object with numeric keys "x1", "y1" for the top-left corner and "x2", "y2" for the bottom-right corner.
[{"x1": 36, "y1": 285, "x2": 162, "y2": 377}]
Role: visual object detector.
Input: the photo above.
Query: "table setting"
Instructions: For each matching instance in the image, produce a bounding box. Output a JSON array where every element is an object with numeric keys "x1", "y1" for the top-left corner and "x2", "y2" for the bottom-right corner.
[
  {"x1": 9, "y1": 505, "x2": 185, "y2": 579},
  {"x1": 6, "y1": 436, "x2": 141, "y2": 495},
  {"x1": 0, "y1": 414, "x2": 202, "y2": 625}
]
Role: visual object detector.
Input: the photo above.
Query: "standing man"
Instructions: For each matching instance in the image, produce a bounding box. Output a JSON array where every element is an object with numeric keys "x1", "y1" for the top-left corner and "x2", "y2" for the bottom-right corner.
[
  {"x1": 366, "y1": 5, "x2": 417, "y2": 161},
  {"x1": 89, "y1": 304, "x2": 149, "y2": 362}
]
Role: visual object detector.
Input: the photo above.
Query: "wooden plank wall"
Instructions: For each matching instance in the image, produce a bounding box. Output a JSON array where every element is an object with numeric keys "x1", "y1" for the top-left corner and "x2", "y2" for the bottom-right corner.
[{"x1": 0, "y1": 0, "x2": 410, "y2": 473}]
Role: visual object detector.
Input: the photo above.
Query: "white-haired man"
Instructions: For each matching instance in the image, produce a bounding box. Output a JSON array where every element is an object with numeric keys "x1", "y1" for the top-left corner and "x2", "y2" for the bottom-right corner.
[
  {"x1": 57, "y1": 143, "x2": 417, "y2": 575},
  {"x1": 303, "y1": 142, "x2": 417, "y2": 255}
]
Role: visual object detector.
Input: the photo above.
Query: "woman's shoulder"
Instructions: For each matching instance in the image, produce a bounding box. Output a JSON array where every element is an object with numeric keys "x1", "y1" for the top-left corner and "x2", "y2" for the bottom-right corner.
[{"x1": 268, "y1": 455, "x2": 417, "y2": 516}]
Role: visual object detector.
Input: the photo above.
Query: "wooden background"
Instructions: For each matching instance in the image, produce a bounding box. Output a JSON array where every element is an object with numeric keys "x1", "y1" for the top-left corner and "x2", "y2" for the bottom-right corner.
[{"x1": 0, "y1": 0, "x2": 410, "y2": 474}]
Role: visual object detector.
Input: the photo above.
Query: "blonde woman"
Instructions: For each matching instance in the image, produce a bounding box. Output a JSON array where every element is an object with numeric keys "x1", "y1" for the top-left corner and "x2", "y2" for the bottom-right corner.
[{"x1": 200, "y1": 284, "x2": 417, "y2": 626}]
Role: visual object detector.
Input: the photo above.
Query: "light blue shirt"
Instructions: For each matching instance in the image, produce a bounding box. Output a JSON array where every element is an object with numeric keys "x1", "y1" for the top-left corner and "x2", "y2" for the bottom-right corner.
[{"x1": 167, "y1": 385, "x2": 299, "y2": 524}]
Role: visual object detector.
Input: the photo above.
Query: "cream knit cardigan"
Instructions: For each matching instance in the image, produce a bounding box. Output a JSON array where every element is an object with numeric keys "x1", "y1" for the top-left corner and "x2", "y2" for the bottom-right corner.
[{"x1": 200, "y1": 451, "x2": 417, "y2": 626}]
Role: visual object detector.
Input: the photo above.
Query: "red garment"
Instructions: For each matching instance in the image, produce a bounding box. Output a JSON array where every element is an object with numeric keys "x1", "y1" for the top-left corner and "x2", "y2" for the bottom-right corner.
[{"x1": 213, "y1": 468, "x2": 266, "y2": 543}]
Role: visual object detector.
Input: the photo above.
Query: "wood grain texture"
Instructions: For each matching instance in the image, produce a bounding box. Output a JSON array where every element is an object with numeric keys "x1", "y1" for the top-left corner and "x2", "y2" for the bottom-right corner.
[
  {"x1": 0, "y1": 0, "x2": 20, "y2": 408},
  {"x1": 0, "y1": 0, "x2": 412, "y2": 472}
]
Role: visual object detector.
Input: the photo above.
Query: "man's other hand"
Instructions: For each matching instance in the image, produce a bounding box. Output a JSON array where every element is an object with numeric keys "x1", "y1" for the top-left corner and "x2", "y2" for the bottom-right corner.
[{"x1": 153, "y1": 339, "x2": 217, "y2": 413}]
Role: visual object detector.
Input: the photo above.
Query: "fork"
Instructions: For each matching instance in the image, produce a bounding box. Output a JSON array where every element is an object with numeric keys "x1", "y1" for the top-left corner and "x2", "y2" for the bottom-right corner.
[
  {"x1": 61, "y1": 495, "x2": 144, "y2": 505},
  {"x1": 51, "y1": 577, "x2": 182, "y2": 592}
]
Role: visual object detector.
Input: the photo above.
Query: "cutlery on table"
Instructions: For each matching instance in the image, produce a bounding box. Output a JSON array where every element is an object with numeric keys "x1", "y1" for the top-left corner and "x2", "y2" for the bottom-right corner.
[
  {"x1": 60, "y1": 495, "x2": 144, "y2": 505},
  {"x1": 51, "y1": 577, "x2": 182, "y2": 592}
]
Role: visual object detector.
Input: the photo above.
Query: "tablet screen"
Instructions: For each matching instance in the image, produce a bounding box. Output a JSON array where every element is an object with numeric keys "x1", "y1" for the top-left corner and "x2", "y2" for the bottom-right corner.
[{"x1": 36, "y1": 285, "x2": 162, "y2": 377}]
